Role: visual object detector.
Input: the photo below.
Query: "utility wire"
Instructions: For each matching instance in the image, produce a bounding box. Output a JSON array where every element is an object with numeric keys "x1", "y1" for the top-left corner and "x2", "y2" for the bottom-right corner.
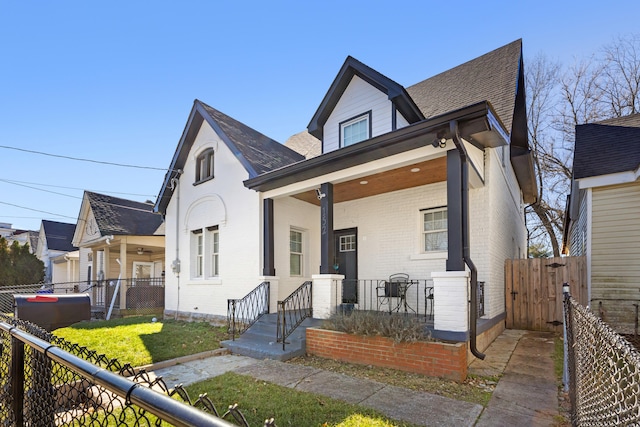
[
  {"x1": 0, "y1": 144, "x2": 173, "y2": 172},
  {"x1": 0, "y1": 201, "x2": 76, "y2": 220},
  {"x1": 0, "y1": 178, "x2": 156, "y2": 198},
  {"x1": 0, "y1": 178, "x2": 80, "y2": 199}
]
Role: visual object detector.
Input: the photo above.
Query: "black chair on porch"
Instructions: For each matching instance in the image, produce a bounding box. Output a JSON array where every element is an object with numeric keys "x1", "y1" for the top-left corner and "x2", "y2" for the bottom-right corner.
[{"x1": 377, "y1": 273, "x2": 409, "y2": 313}]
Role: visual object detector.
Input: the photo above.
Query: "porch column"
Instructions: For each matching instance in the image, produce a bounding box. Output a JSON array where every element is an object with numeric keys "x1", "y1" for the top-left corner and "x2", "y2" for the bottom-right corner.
[
  {"x1": 262, "y1": 198, "x2": 275, "y2": 276},
  {"x1": 312, "y1": 274, "x2": 344, "y2": 319},
  {"x1": 446, "y1": 149, "x2": 464, "y2": 271},
  {"x1": 119, "y1": 241, "x2": 127, "y2": 309},
  {"x1": 319, "y1": 183, "x2": 334, "y2": 274},
  {"x1": 258, "y1": 275, "x2": 279, "y2": 313},
  {"x1": 431, "y1": 271, "x2": 469, "y2": 341}
]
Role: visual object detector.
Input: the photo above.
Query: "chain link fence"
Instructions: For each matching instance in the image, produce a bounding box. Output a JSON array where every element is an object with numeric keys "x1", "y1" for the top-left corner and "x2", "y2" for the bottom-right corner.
[
  {"x1": 0, "y1": 313, "x2": 276, "y2": 426},
  {"x1": 564, "y1": 293, "x2": 640, "y2": 425}
]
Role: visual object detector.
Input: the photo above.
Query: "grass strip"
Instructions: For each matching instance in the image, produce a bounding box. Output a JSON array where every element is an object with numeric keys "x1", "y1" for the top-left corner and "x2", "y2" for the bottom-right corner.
[
  {"x1": 55, "y1": 315, "x2": 227, "y2": 366},
  {"x1": 187, "y1": 372, "x2": 420, "y2": 427}
]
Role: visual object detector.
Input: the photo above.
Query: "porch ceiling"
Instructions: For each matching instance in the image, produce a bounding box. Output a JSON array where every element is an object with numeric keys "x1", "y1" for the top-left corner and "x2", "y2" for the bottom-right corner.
[{"x1": 293, "y1": 156, "x2": 447, "y2": 205}]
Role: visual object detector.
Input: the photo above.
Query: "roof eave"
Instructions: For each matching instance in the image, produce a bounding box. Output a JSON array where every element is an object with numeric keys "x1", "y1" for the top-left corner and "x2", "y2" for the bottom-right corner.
[{"x1": 247, "y1": 101, "x2": 498, "y2": 192}]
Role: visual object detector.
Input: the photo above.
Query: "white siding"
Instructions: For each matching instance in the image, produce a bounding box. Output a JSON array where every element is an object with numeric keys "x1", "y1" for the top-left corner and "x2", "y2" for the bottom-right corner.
[
  {"x1": 164, "y1": 122, "x2": 262, "y2": 320},
  {"x1": 273, "y1": 197, "x2": 321, "y2": 298},
  {"x1": 482, "y1": 146, "x2": 527, "y2": 318},
  {"x1": 590, "y1": 181, "x2": 640, "y2": 332},
  {"x1": 323, "y1": 76, "x2": 394, "y2": 152}
]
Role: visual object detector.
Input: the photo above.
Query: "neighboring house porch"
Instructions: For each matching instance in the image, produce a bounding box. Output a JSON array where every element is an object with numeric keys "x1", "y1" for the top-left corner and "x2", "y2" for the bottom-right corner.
[{"x1": 72, "y1": 191, "x2": 166, "y2": 318}]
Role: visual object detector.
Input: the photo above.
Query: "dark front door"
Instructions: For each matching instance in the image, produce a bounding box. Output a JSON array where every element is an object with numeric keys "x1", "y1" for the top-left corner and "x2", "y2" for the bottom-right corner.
[{"x1": 334, "y1": 228, "x2": 358, "y2": 303}]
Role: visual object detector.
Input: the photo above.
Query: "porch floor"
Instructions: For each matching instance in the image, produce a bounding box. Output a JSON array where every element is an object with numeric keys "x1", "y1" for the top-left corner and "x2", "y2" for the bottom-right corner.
[{"x1": 221, "y1": 313, "x2": 323, "y2": 361}]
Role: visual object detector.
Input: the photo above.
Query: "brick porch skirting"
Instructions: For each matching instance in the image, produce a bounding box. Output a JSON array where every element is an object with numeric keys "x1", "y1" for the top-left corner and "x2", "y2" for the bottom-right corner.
[{"x1": 306, "y1": 328, "x2": 467, "y2": 382}]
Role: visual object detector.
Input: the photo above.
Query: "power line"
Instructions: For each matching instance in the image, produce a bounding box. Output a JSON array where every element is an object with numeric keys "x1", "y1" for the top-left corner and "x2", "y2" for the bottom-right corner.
[
  {"x1": 0, "y1": 178, "x2": 157, "y2": 198},
  {"x1": 0, "y1": 201, "x2": 76, "y2": 220},
  {"x1": 0, "y1": 144, "x2": 173, "y2": 172},
  {"x1": 0, "y1": 178, "x2": 80, "y2": 199}
]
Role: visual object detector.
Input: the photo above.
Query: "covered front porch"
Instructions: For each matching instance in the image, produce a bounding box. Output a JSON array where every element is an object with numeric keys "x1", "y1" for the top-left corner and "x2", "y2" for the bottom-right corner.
[
  {"x1": 247, "y1": 105, "x2": 505, "y2": 350},
  {"x1": 80, "y1": 235, "x2": 165, "y2": 318}
]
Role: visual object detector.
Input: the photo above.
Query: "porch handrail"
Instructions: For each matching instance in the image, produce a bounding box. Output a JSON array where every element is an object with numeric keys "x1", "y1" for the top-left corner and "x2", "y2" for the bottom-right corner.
[
  {"x1": 277, "y1": 281, "x2": 312, "y2": 351},
  {"x1": 227, "y1": 281, "x2": 270, "y2": 340}
]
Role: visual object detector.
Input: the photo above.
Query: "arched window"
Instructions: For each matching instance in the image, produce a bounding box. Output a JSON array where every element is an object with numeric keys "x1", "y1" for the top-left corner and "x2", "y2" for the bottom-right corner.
[{"x1": 195, "y1": 148, "x2": 214, "y2": 184}]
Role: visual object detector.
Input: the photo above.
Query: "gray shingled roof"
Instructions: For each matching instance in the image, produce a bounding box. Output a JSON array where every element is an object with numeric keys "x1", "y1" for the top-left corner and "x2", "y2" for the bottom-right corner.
[
  {"x1": 406, "y1": 39, "x2": 522, "y2": 134},
  {"x1": 87, "y1": 191, "x2": 163, "y2": 236},
  {"x1": 199, "y1": 101, "x2": 305, "y2": 175},
  {"x1": 573, "y1": 113, "x2": 640, "y2": 179},
  {"x1": 284, "y1": 131, "x2": 322, "y2": 159},
  {"x1": 42, "y1": 220, "x2": 77, "y2": 252},
  {"x1": 155, "y1": 100, "x2": 306, "y2": 214}
]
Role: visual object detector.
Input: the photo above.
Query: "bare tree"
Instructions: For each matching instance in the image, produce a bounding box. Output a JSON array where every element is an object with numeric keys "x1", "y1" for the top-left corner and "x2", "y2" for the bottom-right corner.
[
  {"x1": 526, "y1": 54, "x2": 565, "y2": 256},
  {"x1": 600, "y1": 34, "x2": 640, "y2": 117},
  {"x1": 525, "y1": 33, "x2": 640, "y2": 257}
]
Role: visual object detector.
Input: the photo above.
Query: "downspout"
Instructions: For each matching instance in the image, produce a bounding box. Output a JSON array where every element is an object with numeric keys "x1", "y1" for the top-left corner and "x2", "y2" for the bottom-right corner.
[
  {"x1": 170, "y1": 171, "x2": 183, "y2": 320},
  {"x1": 450, "y1": 120, "x2": 485, "y2": 360}
]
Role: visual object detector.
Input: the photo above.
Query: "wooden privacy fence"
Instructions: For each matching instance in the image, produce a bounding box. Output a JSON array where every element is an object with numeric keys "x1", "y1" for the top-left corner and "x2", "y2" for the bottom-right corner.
[{"x1": 505, "y1": 256, "x2": 587, "y2": 332}]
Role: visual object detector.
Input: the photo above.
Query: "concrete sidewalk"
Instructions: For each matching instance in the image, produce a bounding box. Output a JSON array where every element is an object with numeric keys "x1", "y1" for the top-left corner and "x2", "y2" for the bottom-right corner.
[{"x1": 149, "y1": 329, "x2": 561, "y2": 426}]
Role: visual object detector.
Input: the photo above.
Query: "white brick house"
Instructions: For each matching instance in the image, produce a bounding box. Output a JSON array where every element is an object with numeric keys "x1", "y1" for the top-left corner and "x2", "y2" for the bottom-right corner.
[{"x1": 155, "y1": 40, "x2": 536, "y2": 353}]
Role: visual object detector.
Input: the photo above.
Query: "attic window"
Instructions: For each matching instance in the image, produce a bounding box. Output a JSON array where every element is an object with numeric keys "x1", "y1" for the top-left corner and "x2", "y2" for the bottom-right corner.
[
  {"x1": 195, "y1": 148, "x2": 214, "y2": 184},
  {"x1": 340, "y1": 111, "x2": 371, "y2": 147}
]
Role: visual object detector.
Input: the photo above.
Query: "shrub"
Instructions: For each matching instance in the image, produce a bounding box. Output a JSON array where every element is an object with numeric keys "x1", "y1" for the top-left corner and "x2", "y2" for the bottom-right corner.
[{"x1": 321, "y1": 310, "x2": 431, "y2": 343}]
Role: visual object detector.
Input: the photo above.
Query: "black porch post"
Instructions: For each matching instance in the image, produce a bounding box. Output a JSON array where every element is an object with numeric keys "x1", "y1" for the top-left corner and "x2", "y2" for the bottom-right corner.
[
  {"x1": 319, "y1": 183, "x2": 334, "y2": 274},
  {"x1": 263, "y1": 198, "x2": 276, "y2": 276},
  {"x1": 446, "y1": 149, "x2": 465, "y2": 271}
]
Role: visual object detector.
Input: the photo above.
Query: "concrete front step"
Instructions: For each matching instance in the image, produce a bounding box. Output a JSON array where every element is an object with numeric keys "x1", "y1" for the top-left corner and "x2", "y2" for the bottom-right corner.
[{"x1": 221, "y1": 315, "x2": 323, "y2": 361}]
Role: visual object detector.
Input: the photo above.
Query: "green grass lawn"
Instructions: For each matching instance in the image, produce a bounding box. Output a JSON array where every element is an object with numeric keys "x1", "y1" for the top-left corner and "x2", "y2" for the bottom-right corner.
[
  {"x1": 187, "y1": 372, "x2": 419, "y2": 427},
  {"x1": 54, "y1": 315, "x2": 228, "y2": 366}
]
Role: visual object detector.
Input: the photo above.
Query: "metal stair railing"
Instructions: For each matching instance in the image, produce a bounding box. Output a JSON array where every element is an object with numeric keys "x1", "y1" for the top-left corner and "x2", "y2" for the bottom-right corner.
[
  {"x1": 277, "y1": 281, "x2": 312, "y2": 351},
  {"x1": 227, "y1": 281, "x2": 270, "y2": 340}
]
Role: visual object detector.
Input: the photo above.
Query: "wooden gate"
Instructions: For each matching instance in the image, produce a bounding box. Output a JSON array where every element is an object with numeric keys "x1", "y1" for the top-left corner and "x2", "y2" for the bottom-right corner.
[{"x1": 505, "y1": 256, "x2": 587, "y2": 332}]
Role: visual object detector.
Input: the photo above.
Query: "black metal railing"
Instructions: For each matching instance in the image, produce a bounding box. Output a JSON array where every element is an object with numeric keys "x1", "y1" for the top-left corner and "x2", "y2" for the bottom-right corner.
[
  {"x1": 0, "y1": 313, "x2": 275, "y2": 426},
  {"x1": 330, "y1": 279, "x2": 435, "y2": 320},
  {"x1": 227, "y1": 281, "x2": 270, "y2": 340},
  {"x1": 0, "y1": 278, "x2": 165, "y2": 319},
  {"x1": 277, "y1": 281, "x2": 312, "y2": 351}
]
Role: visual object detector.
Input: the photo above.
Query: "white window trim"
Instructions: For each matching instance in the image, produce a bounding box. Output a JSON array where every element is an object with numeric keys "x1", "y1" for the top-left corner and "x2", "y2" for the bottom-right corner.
[
  {"x1": 339, "y1": 111, "x2": 371, "y2": 147},
  {"x1": 290, "y1": 228, "x2": 305, "y2": 277},
  {"x1": 190, "y1": 226, "x2": 221, "y2": 284},
  {"x1": 420, "y1": 206, "x2": 448, "y2": 253}
]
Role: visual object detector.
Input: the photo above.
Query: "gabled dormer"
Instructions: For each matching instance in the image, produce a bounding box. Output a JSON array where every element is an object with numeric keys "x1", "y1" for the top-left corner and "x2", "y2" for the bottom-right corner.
[{"x1": 307, "y1": 56, "x2": 424, "y2": 153}]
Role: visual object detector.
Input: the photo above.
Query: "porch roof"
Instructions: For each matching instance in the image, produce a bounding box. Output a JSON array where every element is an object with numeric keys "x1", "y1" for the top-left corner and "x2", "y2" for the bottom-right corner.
[{"x1": 244, "y1": 101, "x2": 507, "y2": 198}]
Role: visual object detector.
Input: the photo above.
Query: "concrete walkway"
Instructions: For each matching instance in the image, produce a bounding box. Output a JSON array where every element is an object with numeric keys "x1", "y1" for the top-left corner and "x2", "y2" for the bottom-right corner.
[{"x1": 149, "y1": 329, "x2": 561, "y2": 426}]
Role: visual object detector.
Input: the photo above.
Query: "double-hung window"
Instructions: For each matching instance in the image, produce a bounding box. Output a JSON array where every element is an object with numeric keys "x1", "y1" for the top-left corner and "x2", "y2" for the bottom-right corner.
[
  {"x1": 340, "y1": 111, "x2": 371, "y2": 147},
  {"x1": 191, "y1": 225, "x2": 219, "y2": 279},
  {"x1": 290, "y1": 229, "x2": 303, "y2": 276},
  {"x1": 422, "y1": 207, "x2": 447, "y2": 252},
  {"x1": 195, "y1": 148, "x2": 214, "y2": 184}
]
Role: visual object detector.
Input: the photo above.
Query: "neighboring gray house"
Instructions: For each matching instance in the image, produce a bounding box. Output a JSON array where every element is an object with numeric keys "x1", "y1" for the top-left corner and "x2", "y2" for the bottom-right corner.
[
  {"x1": 35, "y1": 220, "x2": 77, "y2": 283},
  {"x1": 563, "y1": 113, "x2": 640, "y2": 333}
]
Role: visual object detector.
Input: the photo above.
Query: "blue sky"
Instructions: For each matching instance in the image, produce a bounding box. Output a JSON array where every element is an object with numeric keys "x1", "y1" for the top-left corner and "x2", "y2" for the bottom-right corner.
[{"x1": 1, "y1": 1, "x2": 639, "y2": 232}]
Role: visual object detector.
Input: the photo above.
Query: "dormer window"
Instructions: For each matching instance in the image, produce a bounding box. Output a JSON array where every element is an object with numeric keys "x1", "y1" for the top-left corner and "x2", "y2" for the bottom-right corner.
[
  {"x1": 340, "y1": 111, "x2": 371, "y2": 147},
  {"x1": 195, "y1": 148, "x2": 214, "y2": 184}
]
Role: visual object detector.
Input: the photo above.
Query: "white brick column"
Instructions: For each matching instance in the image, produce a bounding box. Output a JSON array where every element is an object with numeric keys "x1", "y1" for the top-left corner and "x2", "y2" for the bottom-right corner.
[
  {"x1": 259, "y1": 276, "x2": 279, "y2": 313},
  {"x1": 431, "y1": 271, "x2": 469, "y2": 336},
  {"x1": 312, "y1": 274, "x2": 344, "y2": 319}
]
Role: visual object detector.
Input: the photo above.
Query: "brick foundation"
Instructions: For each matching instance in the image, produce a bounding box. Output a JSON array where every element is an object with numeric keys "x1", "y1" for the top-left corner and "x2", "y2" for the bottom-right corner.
[{"x1": 306, "y1": 328, "x2": 468, "y2": 382}]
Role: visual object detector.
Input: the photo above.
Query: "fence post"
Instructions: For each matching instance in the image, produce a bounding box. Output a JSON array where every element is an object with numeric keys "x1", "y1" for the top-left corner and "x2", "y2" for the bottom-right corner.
[
  {"x1": 11, "y1": 335, "x2": 25, "y2": 425},
  {"x1": 562, "y1": 283, "x2": 570, "y2": 392}
]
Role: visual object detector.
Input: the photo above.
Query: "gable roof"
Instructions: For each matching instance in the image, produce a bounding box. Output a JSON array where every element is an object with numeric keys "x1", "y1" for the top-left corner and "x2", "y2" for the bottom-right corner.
[
  {"x1": 284, "y1": 131, "x2": 322, "y2": 159},
  {"x1": 86, "y1": 191, "x2": 163, "y2": 236},
  {"x1": 41, "y1": 220, "x2": 77, "y2": 252},
  {"x1": 573, "y1": 113, "x2": 640, "y2": 179},
  {"x1": 155, "y1": 100, "x2": 305, "y2": 214},
  {"x1": 307, "y1": 56, "x2": 424, "y2": 140},
  {"x1": 406, "y1": 40, "x2": 524, "y2": 140}
]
